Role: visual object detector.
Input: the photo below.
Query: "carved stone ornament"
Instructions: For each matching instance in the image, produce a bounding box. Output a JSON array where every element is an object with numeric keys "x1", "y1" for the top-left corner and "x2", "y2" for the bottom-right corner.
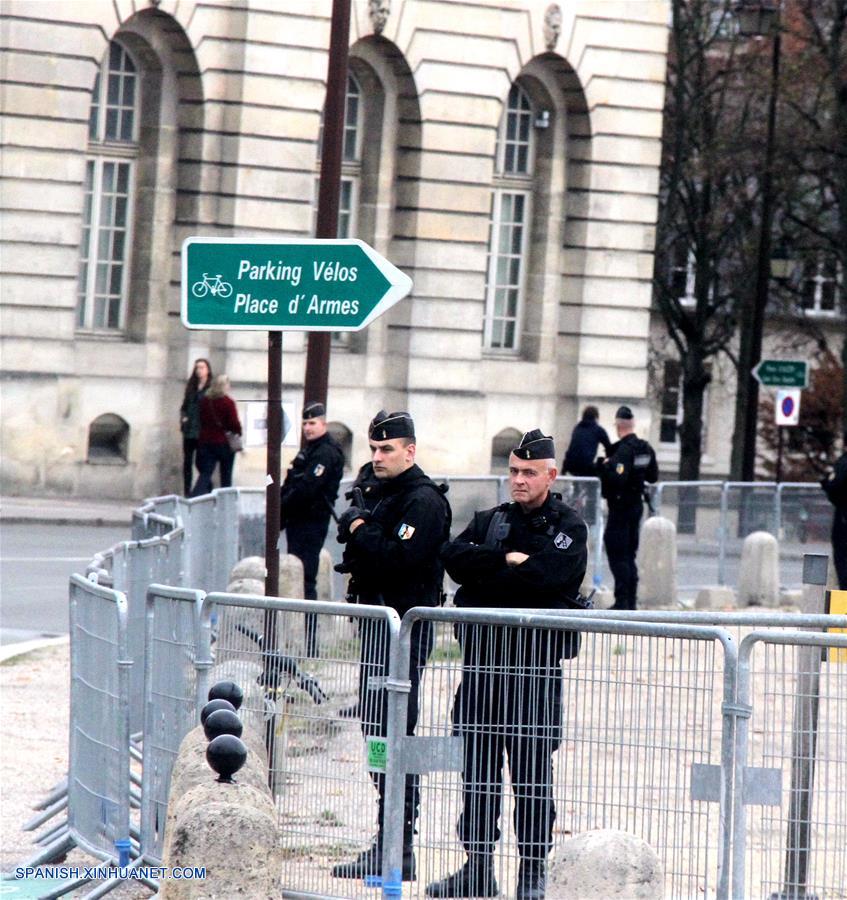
[
  {"x1": 369, "y1": 0, "x2": 390, "y2": 35},
  {"x1": 543, "y1": 3, "x2": 562, "y2": 51}
]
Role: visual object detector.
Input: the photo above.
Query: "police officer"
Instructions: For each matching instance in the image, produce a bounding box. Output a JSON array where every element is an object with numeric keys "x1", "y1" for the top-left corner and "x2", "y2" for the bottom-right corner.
[
  {"x1": 331, "y1": 409, "x2": 451, "y2": 882},
  {"x1": 280, "y1": 401, "x2": 344, "y2": 656},
  {"x1": 597, "y1": 405, "x2": 658, "y2": 610},
  {"x1": 821, "y1": 431, "x2": 847, "y2": 589},
  {"x1": 427, "y1": 430, "x2": 588, "y2": 900}
]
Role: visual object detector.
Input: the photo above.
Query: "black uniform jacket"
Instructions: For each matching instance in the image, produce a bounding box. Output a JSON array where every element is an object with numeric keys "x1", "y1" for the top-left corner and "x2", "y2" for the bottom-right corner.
[
  {"x1": 341, "y1": 464, "x2": 451, "y2": 617},
  {"x1": 563, "y1": 419, "x2": 611, "y2": 476},
  {"x1": 442, "y1": 493, "x2": 588, "y2": 733},
  {"x1": 280, "y1": 432, "x2": 344, "y2": 527},
  {"x1": 442, "y1": 493, "x2": 588, "y2": 611},
  {"x1": 599, "y1": 433, "x2": 658, "y2": 508}
]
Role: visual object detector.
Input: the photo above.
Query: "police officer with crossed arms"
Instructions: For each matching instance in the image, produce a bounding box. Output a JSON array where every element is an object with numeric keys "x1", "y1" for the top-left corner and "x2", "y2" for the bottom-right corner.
[
  {"x1": 427, "y1": 430, "x2": 588, "y2": 900},
  {"x1": 332, "y1": 409, "x2": 451, "y2": 882},
  {"x1": 280, "y1": 401, "x2": 344, "y2": 656}
]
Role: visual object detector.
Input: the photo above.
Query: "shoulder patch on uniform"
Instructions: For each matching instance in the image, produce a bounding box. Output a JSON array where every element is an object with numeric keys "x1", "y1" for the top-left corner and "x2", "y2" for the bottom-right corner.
[
  {"x1": 615, "y1": 462, "x2": 625, "y2": 475},
  {"x1": 554, "y1": 532, "x2": 573, "y2": 550},
  {"x1": 398, "y1": 523, "x2": 416, "y2": 540},
  {"x1": 313, "y1": 463, "x2": 325, "y2": 477}
]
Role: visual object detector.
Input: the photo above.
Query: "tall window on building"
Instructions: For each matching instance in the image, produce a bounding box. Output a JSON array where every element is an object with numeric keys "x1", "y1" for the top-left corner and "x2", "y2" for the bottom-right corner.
[
  {"x1": 660, "y1": 359, "x2": 710, "y2": 446},
  {"x1": 77, "y1": 42, "x2": 138, "y2": 332},
  {"x1": 801, "y1": 253, "x2": 841, "y2": 315},
  {"x1": 484, "y1": 83, "x2": 534, "y2": 352},
  {"x1": 316, "y1": 73, "x2": 361, "y2": 240},
  {"x1": 668, "y1": 238, "x2": 696, "y2": 306},
  {"x1": 316, "y1": 73, "x2": 362, "y2": 347}
]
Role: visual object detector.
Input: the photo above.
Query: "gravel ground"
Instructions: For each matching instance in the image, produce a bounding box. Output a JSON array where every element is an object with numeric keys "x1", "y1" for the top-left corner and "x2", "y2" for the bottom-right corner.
[{"x1": 1, "y1": 642, "x2": 149, "y2": 898}]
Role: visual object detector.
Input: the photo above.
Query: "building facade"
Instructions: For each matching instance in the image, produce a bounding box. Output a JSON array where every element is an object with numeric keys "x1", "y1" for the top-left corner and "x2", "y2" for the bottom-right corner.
[{"x1": 1, "y1": 0, "x2": 670, "y2": 498}]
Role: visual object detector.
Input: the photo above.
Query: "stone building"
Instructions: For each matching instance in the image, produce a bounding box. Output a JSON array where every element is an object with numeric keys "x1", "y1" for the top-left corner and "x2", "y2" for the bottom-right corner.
[{"x1": 0, "y1": 0, "x2": 670, "y2": 499}]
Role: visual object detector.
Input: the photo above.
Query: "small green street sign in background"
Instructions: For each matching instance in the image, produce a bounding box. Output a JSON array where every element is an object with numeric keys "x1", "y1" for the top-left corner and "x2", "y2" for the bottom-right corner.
[
  {"x1": 752, "y1": 359, "x2": 809, "y2": 389},
  {"x1": 181, "y1": 237, "x2": 412, "y2": 331}
]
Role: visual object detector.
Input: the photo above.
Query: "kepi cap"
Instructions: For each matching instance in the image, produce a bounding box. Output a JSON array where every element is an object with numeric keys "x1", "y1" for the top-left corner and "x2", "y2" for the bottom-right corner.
[
  {"x1": 368, "y1": 409, "x2": 415, "y2": 442},
  {"x1": 512, "y1": 429, "x2": 555, "y2": 461},
  {"x1": 615, "y1": 405, "x2": 634, "y2": 420},
  {"x1": 302, "y1": 401, "x2": 326, "y2": 420}
]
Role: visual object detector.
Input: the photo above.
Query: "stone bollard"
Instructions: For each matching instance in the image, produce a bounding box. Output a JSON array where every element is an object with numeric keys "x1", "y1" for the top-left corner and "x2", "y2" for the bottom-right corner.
[
  {"x1": 593, "y1": 588, "x2": 615, "y2": 610},
  {"x1": 318, "y1": 548, "x2": 334, "y2": 602},
  {"x1": 159, "y1": 723, "x2": 278, "y2": 899},
  {"x1": 224, "y1": 577, "x2": 265, "y2": 637},
  {"x1": 738, "y1": 531, "x2": 779, "y2": 607},
  {"x1": 229, "y1": 556, "x2": 267, "y2": 582},
  {"x1": 159, "y1": 782, "x2": 279, "y2": 899},
  {"x1": 167, "y1": 725, "x2": 268, "y2": 804},
  {"x1": 279, "y1": 553, "x2": 304, "y2": 599},
  {"x1": 695, "y1": 586, "x2": 736, "y2": 610},
  {"x1": 547, "y1": 829, "x2": 664, "y2": 898},
  {"x1": 636, "y1": 516, "x2": 677, "y2": 608}
]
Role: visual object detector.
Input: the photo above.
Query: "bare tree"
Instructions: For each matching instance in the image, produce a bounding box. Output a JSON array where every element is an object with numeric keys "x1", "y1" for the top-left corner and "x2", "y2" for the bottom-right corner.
[
  {"x1": 653, "y1": 0, "x2": 761, "y2": 481},
  {"x1": 776, "y1": 0, "x2": 847, "y2": 429}
]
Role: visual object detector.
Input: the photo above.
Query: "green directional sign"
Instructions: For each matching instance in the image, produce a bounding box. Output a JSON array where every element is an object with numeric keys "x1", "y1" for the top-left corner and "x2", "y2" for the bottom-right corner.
[
  {"x1": 181, "y1": 238, "x2": 412, "y2": 331},
  {"x1": 752, "y1": 359, "x2": 809, "y2": 389}
]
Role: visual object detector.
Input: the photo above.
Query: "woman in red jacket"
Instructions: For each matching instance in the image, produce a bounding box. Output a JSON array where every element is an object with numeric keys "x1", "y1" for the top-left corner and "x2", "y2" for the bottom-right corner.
[{"x1": 190, "y1": 374, "x2": 243, "y2": 496}]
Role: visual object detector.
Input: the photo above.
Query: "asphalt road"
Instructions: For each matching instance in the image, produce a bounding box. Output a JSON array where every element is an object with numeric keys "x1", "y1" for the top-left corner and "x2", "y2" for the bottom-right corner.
[{"x1": 0, "y1": 523, "x2": 128, "y2": 645}]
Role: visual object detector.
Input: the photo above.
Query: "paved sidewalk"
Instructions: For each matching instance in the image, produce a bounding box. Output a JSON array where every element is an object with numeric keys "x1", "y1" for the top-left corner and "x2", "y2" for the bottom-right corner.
[{"x1": 0, "y1": 495, "x2": 139, "y2": 527}]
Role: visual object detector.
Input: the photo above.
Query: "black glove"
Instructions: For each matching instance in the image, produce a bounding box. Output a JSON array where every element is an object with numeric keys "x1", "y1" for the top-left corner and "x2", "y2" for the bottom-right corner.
[{"x1": 337, "y1": 506, "x2": 369, "y2": 543}]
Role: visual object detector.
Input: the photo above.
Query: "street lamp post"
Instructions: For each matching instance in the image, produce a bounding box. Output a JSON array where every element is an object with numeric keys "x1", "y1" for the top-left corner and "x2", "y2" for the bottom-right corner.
[{"x1": 731, "y1": 0, "x2": 781, "y2": 482}]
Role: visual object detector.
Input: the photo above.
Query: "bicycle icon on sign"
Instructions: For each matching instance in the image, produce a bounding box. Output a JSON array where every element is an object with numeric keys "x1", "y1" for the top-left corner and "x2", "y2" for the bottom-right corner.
[{"x1": 191, "y1": 273, "x2": 233, "y2": 298}]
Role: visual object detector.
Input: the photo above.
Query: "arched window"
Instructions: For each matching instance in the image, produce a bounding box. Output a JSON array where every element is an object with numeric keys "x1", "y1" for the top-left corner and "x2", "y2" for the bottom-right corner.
[
  {"x1": 88, "y1": 413, "x2": 130, "y2": 462},
  {"x1": 317, "y1": 73, "x2": 362, "y2": 240},
  {"x1": 327, "y1": 421, "x2": 353, "y2": 471},
  {"x1": 316, "y1": 73, "x2": 363, "y2": 348},
  {"x1": 490, "y1": 427, "x2": 522, "y2": 473},
  {"x1": 77, "y1": 41, "x2": 139, "y2": 332},
  {"x1": 484, "y1": 83, "x2": 535, "y2": 352}
]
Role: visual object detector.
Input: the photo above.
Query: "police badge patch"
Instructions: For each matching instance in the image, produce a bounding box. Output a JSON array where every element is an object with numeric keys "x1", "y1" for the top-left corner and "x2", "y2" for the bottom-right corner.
[
  {"x1": 398, "y1": 523, "x2": 416, "y2": 540},
  {"x1": 313, "y1": 463, "x2": 325, "y2": 477},
  {"x1": 554, "y1": 532, "x2": 572, "y2": 550},
  {"x1": 616, "y1": 462, "x2": 625, "y2": 475}
]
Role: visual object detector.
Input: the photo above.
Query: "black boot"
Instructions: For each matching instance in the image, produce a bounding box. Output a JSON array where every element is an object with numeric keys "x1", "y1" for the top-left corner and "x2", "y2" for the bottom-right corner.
[
  {"x1": 516, "y1": 860, "x2": 545, "y2": 900},
  {"x1": 330, "y1": 839, "x2": 415, "y2": 881},
  {"x1": 425, "y1": 855, "x2": 498, "y2": 898}
]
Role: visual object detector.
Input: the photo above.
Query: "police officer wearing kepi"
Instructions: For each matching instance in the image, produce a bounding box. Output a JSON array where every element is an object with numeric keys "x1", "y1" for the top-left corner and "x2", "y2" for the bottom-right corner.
[
  {"x1": 280, "y1": 401, "x2": 344, "y2": 656},
  {"x1": 821, "y1": 430, "x2": 847, "y2": 589},
  {"x1": 427, "y1": 430, "x2": 589, "y2": 900},
  {"x1": 597, "y1": 405, "x2": 658, "y2": 611},
  {"x1": 331, "y1": 409, "x2": 451, "y2": 882}
]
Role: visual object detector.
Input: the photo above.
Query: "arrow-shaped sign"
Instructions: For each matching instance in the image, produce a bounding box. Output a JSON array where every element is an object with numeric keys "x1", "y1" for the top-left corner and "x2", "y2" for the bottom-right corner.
[
  {"x1": 181, "y1": 238, "x2": 412, "y2": 331},
  {"x1": 752, "y1": 359, "x2": 809, "y2": 389}
]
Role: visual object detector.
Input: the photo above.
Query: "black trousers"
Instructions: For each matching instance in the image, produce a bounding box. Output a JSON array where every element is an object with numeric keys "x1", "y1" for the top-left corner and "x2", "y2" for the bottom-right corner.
[
  {"x1": 604, "y1": 503, "x2": 643, "y2": 609},
  {"x1": 182, "y1": 437, "x2": 198, "y2": 496},
  {"x1": 453, "y1": 671, "x2": 562, "y2": 862},
  {"x1": 286, "y1": 519, "x2": 330, "y2": 653},
  {"x1": 359, "y1": 618, "x2": 433, "y2": 843},
  {"x1": 191, "y1": 443, "x2": 235, "y2": 496},
  {"x1": 833, "y1": 509, "x2": 847, "y2": 590}
]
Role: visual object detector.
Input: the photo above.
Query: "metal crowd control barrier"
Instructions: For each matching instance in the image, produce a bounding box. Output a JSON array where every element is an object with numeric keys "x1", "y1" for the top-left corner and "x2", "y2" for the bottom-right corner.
[
  {"x1": 193, "y1": 592, "x2": 401, "y2": 899},
  {"x1": 734, "y1": 629, "x2": 847, "y2": 900},
  {"x1": 384, "y1": 607, "x2": 739, "y2": 900},
  {"x1": 140, "y1": 584, "x2": 208, "y2": 865},
  {"x1": 27, "y1": 575, "x2": 138, "y2": 899}
]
